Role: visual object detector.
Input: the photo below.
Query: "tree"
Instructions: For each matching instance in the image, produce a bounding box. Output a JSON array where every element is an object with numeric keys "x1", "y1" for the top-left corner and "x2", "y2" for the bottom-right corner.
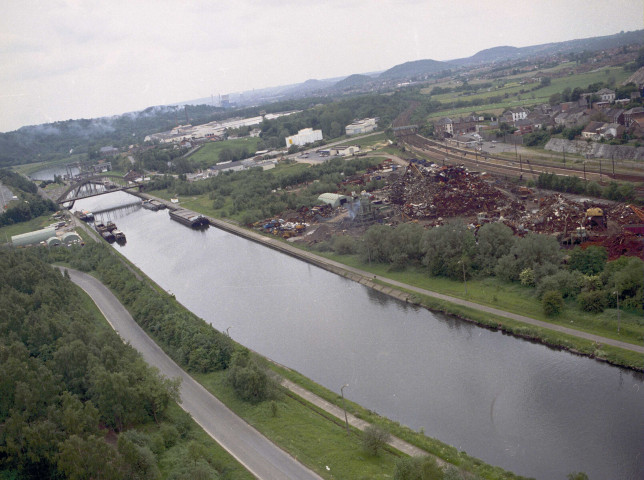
[
  {"x1": 227, "y1": 350, "x2": 273, "y2": 403},
  {"x1": 495, "y1": 233, "x2": 562, "y2": 282},
  {"x1": 568, "y1": 246, "x2": 608, "y2": 275},
  {"x1": 362, "y1": 425, "x2": 390, "y2": 456},
  {"x1": 542, "y1": 290, "x2": 565, "y2": 316},
  {"x1": 117, "y1": 433, "x2": 160, "y2": 480},
  {"x1": 57, "y1": 435, "x2": 124, "y2": 480},
  {"x1": 422, "y1": 222, "x2": 476, "y2": 280},
  {"x1": 475, "y1": 222, "x2": 516, "y2": 276}
]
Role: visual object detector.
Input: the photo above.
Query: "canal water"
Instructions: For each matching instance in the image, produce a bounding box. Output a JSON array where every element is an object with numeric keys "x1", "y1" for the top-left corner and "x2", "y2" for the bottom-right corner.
[{"x1": 75, "y1": 192, "x2": 644, "y2": 480}]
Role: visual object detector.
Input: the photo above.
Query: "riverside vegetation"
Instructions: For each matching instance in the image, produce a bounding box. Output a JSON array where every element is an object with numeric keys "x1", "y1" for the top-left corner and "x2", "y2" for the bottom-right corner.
[
  {"x1": 28, "y1": 240, "x2": 533, "y2": 480},
  {"x1": 0, "y1": 249, "x2": 253, "y2": 480},
  {"x1": 142, "y1": 156, "x2": 643, "y2": 370}
]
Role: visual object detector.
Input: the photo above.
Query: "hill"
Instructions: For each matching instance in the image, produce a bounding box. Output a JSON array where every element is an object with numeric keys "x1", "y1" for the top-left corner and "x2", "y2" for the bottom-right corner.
[
  {"x1": 333, "y1": 74, "x2": 374, "y2": 90},
  {"x1": 450, "y1": 29, "x2": 644, "y2": 66},
  {"x1": 379, "y1": 59, "x2": 450, "y2": 79}
]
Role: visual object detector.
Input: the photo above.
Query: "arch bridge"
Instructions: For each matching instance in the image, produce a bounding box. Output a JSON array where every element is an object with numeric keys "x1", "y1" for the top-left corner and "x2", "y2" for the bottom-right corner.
[{"x1": 56, "y1": 174, "x2": 141, "y2": 206}]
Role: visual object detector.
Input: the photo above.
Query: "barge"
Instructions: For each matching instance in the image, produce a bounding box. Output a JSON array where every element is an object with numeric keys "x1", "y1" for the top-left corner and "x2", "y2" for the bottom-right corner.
[
  {"x1": 74, "y1": 210, "x2": 94, "y2": 221},
  {"x1": 100, "y1": 230, "x2": 115, "y2": 242},
  {"x1": 142, "y1": 200, "x2": 159, "y2": 211},
  {"x1": 169, "y1": 208, "x2": 209, "y2": 228},
  {"x1": 113, "y1": 230, "x2": 126, "y2": 243}
]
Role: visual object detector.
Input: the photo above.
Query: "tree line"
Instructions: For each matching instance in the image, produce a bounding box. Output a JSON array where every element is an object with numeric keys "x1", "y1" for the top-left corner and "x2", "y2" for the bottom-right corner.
[
  {"x1": 0, "y1": 169, "x2": 58, "y2": 226},
  {"x1": 0, "y1": 249, "x2": 227, "y2": 479},
  {"x1": 144, "y1": 156, "x2": 382, "y2": 225},
  {"x1": 319, "y1": 221, "x2": 643, "y2": 320}
]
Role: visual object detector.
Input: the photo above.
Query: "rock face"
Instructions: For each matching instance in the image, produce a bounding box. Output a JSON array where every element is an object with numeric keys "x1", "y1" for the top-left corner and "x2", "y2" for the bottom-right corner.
[{"x1": 545, "y1": 138, "x2": 644, "y2": 160}]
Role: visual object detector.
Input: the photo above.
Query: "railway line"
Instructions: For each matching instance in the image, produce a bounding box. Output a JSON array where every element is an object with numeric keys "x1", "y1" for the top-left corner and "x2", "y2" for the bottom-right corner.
[{"x1": 400, "y1": 133, "x2": 644, "y2": 194}]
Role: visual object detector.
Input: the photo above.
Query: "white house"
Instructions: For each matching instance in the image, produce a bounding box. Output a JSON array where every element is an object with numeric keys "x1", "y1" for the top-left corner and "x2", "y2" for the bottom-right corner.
[
  {"x1": 596, "y1": 88, "x2": 616, "y2": 103},
  {"x1": 285, "y1": 128, "x2": 323, "y2": 147}
]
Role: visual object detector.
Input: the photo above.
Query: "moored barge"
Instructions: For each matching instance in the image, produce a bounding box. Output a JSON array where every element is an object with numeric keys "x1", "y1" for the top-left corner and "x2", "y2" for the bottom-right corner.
[{"x1": 169, "y1": 208, "x2": 209, "y2": 228}]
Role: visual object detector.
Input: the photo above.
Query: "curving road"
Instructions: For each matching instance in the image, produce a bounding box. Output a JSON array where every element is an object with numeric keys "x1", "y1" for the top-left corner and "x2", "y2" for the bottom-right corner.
[{"x1": 61, "y1": 267, "x2": 322, "y2": 480}]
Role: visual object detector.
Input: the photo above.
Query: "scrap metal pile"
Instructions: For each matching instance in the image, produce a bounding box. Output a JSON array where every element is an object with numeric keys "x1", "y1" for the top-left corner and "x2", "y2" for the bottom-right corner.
[
  {"x1": 387, "y1": 163, "x2": 522, "y2": 220},
  {"x1": 254, "y1": 204, "x2": 335, "y2": 239},
  {"x1": 504, "y1": 194, "x2": 588, "y2": 235}
]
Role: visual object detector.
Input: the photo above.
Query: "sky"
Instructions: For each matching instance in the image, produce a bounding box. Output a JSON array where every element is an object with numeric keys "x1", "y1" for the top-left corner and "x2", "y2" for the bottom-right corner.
[{"x1": 1, "y1": 0, "x2": 642, "y2": 133}]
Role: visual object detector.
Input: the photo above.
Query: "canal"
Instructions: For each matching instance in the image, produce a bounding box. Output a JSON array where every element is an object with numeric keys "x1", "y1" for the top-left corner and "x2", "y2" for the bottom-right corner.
[{"x1": 74, "y1": 191, "x2": 644, "y2": 480}]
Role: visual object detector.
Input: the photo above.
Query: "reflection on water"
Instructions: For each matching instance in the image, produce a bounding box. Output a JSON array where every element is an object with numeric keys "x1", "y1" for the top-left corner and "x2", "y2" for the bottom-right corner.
[{"x1": 75, "y1": 192, "x2": 644, "y2": 480}]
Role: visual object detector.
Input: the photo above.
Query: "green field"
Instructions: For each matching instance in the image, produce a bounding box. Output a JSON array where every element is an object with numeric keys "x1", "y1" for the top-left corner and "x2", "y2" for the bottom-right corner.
[
  {"x1": 0, "y1": 213, "x2": 58, "y2": 242},
  {"x1": 188, "y1": 137, "x2": 262, "y2": 168},
  {"x1": 424, "y1": 66, "x2": 630, "y2": 120}
]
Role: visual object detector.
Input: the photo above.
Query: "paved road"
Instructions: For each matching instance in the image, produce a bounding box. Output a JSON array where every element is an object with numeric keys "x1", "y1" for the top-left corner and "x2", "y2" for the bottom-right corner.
[{"x1": 62, "y1": 267, "x2": 323, "y2": 480}]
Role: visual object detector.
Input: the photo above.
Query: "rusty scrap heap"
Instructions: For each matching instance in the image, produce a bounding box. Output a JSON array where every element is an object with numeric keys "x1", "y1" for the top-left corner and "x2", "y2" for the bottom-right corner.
[{"x1": 388, "y1": 163, "x2": 520, "y2": 220}]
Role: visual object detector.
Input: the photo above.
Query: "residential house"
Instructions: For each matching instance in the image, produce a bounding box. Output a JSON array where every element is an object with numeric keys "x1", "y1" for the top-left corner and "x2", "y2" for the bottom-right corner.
[
  {"x1": 434, "y1": 115, "x2": 480, "y2": 138},
  {"x1": 435, "y1": 117, "x2": 454, "y2": 137},
  {"x1": 100, "y1": 146, "x2": 119, "y2": 157},
  {"x1": 554, "y1": 108, "x2": 591, "y2": 128},
  {"x1": 596, "y1": 88, "x2": 616, "y2": 103},
  {"x1": 603, "y1": 108, "x2": 625, "y2": 125},
  {"x1": 514, "y1": 118, "x2": 534, "y2": 135},
  {"x1": 581, "y1": 122, "x2": 625, "y2": 140},
  {"x1": 623, "y1": 107, "x2": 644, "y2": 127},
  {"x1": 581, "y1": 121, "x2": 606, "y2": 140}
]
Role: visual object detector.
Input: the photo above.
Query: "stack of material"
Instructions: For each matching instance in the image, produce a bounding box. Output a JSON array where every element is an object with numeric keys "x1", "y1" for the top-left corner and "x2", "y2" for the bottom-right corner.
[{"x1": 388, "y1": 164, "x2": 516, "y2": 219}]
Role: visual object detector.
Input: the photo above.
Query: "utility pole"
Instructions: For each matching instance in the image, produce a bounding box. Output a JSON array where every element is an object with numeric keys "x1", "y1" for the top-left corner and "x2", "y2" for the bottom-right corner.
[{"x1": 341, "y1": 384, "x2": 350, "y2": 435}]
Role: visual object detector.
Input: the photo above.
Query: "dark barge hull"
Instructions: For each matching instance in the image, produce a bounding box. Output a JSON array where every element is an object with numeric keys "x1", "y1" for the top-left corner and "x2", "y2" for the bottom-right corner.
[{"x1": 169, "y1": 209, "x2": 209, "y2": 228}]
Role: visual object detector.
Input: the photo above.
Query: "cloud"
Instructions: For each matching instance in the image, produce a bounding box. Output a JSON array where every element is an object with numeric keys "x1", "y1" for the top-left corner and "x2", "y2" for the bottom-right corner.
[{"x1": 0, "y1": 0, "x2": 642, "y2": 132}]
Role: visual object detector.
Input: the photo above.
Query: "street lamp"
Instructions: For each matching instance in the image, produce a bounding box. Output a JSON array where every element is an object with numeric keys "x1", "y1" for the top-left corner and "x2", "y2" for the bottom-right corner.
[
  {"x1": 459, "y1": 259, "x2": 467, "y2": 295},
  {"x1": 341, "y1": 384, "x2": 350, "y2": 435},
  {"x1": 614, "y1": 290, "x2": 620, "y2": 335}
]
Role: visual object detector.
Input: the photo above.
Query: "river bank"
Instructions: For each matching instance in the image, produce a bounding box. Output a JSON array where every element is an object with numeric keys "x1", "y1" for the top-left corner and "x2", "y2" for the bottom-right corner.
[{"x1": 130, "y1": 191, "x2": 643, "y2": 372}]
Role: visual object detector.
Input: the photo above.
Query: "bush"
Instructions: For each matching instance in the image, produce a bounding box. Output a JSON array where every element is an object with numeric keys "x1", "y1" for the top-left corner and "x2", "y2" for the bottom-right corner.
[
  {"x1": 333, "y1": 235, "x2": 357, "y2": 255},
  {"x1": 577, "y1": 290, "x2": 607, "y2": 313},
  {"x1": 542, "y1": 290, "x2": 565, "y2": 316},
  {"x1": 362, "y1": 425, "x2": 390, "y2": 456},
  {"x1": 227, "y1": 349, "x2": 275, "y2": 403},
  {"x1": 536, "y1": 270, "x2": 583, "y2": 299},
  {"x1": 393, "y1": 456, "x2": 444, "y2": 480},
  {"x1": 519, "y1": 268, "x2": 535, "y2": 287}
]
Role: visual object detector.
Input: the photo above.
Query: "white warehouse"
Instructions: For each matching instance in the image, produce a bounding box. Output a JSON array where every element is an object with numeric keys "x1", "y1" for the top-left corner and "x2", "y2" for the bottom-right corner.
[
  {"x1": 346, "y1": 118, "x2": 377, "y2": 135},
  {"x1": 285, "y1": 128, "x2": 323, "y2": 148}
]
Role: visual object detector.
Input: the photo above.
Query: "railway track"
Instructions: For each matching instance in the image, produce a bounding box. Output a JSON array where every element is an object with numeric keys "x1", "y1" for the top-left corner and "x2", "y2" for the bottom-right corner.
[{"x1": 401, "y1": 133, "x2": 644, "y2": 194}]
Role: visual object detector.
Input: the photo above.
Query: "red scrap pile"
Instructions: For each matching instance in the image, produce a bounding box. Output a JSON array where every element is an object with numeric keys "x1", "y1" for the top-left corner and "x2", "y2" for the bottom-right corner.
[
  {"x1": 599, "y1": 232, "x2": 643, "y2": 260},
  {"x1": 608, "y1": 204, "x2": 643, "y2": 226},
  {"x1": 388, "y1": 164, "x2": 517, "y2": 219}
]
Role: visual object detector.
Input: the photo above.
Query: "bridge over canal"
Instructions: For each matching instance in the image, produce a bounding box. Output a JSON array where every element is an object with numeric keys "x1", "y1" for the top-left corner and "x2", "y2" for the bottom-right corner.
[{"x1": 56, "y1": 174, "x2": 141, "y2": 206}]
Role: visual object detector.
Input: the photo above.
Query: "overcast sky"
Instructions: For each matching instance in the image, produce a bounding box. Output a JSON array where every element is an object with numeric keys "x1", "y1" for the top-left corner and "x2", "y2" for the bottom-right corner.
[{"x1": 1, "y1": 0, "x2": 642, "y2": 133}]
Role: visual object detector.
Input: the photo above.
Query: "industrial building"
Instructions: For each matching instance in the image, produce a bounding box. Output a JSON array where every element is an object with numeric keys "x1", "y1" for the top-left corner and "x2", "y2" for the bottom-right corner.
[
  {"x1": 317, "y1": 193, "x2": 350, "y2": 208},
  {"x1": 11, "y1": 227, "x2": 57, "y2": 247},
  {"x1": 345, "y1": 118, "x2": 377, "y2": 135},
  {"x1": 11, "y1": 228, "x2": 83, "y2": 248},
  {"x1": 330, "y1": 145, "x2": 360, "y2": 156},
  {"x1": 285, "y1": 128, "x2": 323, "y2": 147}
]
